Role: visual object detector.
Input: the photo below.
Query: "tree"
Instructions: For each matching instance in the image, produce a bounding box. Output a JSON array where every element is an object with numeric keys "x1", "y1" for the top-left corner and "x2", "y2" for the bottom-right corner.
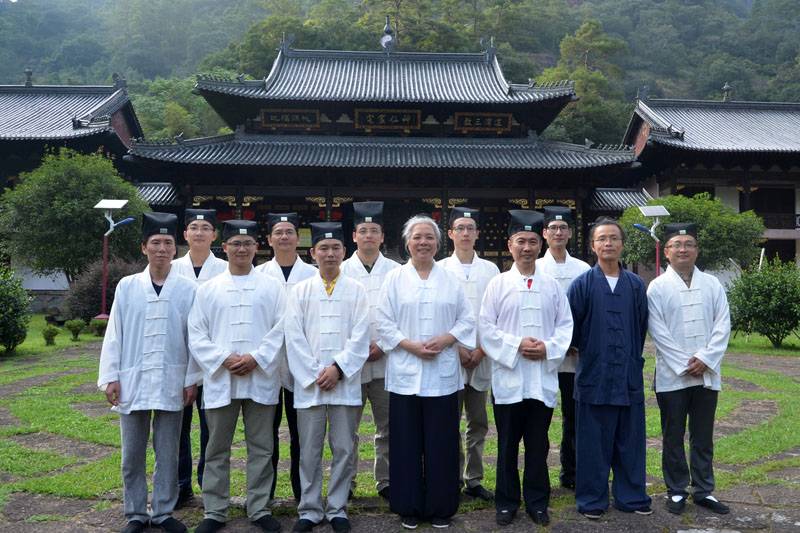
[
  {"x1": 0, "y1": 265, "x2": 30, "y2": 354},
  {"x1": 619, "y1": 193, "x2": 765, "y2": 271},
  {"x1": 728, "y1": 259, "x2": 800, "y2": 348},
  {"x1": 0, "y1": 149, "x2": 149, "y2": 283}
]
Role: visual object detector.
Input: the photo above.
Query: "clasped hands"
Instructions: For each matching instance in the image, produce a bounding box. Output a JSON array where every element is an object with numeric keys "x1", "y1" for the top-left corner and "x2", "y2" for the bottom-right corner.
[
  {"x1": 402, "y1": 334, "x2": 456, "y2": 360},
  {"x1": 223, "y1": 352, "x2": 258, "y2": 376},
  {"x1": 685, "y1": 356, "x2": 708, "y2": 377},
  {"x1": 519, "y1": 337, "x2": 547, "y2": 360}
]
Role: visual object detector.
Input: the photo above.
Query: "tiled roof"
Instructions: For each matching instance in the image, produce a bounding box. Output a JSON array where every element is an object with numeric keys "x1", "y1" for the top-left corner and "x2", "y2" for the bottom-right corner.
[
  {"x1": 136, "y1": 182, "x2": 181, "y2": 207},
  {"x1": 0, "y1": 84, "x2": 135, "y2": 140},
  {"x1": 626, "y1": 98, "x2": 800, "y2": 152},
  {"x1": 195, "y1": 47, "x2": 575, "y2": 105},
  {"x1": 588, "y1": 188, "x2": 653, "y2": 211},
  {"x1": 129, "y1": 133, "x2": 634, "y2": 170}
]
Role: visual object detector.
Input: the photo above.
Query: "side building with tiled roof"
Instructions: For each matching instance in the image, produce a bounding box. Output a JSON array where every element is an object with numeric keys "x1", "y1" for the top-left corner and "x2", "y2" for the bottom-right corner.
[
  {"x1": 623, "y1": 86, "x2": 800, "y2": 263},
  {"x1": 0, "y1": 71, "x2": 144, "y2": 188},
  {"x1": 125, "y1": 32, "x2": 645, "y2": 266}
]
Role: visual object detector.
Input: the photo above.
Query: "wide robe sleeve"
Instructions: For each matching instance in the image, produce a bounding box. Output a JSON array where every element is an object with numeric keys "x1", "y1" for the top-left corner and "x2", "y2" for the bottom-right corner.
[
  {"x1": 375, "y1": 271, "x2": 406, "y2": 352},
  {"x1": 543, "y1": 283, "x2": 574, "y2": 372},
  {"x1": 187, "y1": 288, "x2": 230, "y2": 377},
  {"x1": 450, "y1": 282, "x2": 477, "y2": 350},
  {"x1": 647, "y1": 282, "x2": 693, "y2": 376},
  {"x1": 695, "y1": 281, "x2": 730, "y2": 376},
  {"x1": 252, "y1": 287, "x2": 287, "y2": 372},
  {"x1": 567, "y1": 272, "x2": 588, "y2": 349},
  {"x1": 284, "y1": 285, "x2": 322, "y2": 390},
  {"x1": 98, "y1": 282, "x2": 125, "y2": 388},
  {"x1": 478, "y1": 276, "x2": 523, "y2": 370},
  {"x1": 333, "y1": 283, "x2": 371, "y2": 379}
]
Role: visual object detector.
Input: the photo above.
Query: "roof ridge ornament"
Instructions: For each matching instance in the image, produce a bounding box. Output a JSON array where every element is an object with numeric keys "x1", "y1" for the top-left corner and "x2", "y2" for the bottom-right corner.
[
  {"x1": 112, "y1": 72, "x2": 127, "y2": 90},
  {"x1": 280, "y1": 33, "x2": 296, "y2": 53},
  {"x1": 24, "y1": 68, "x2": 33, "y2": 87},
  {"x1": 480, "y1": 36, "x2": 496, "y2": 62},
  {"x1": 636, "y1": 85, "x2": 649, "y2": 101},
  {"x1": 381, "y1": 15, "x2": 395, "y2": 54}
]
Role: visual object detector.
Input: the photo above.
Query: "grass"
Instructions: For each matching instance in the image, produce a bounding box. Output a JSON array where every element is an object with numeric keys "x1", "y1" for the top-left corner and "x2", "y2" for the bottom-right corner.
[
  {"x1": 0, "y1": 314, "x2": 99, "y2": 359},
  {"x1": 0, "y1": 332, "x2": 798, "y2": 524},
  {"x1": 727, "y1": 330, "x2": 800, "y2": 355}
]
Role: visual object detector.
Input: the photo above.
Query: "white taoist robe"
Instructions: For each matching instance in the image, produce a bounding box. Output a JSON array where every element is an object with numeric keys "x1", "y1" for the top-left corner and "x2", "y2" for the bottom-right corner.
[
  {"x1": 340, "y1": 252, "x2": 400, "y2": 384},
  {"x1": 98, "y1": 266, "x2": 198, "y2": 414},
  {"x1": 255, "y1": 255, "x2": 318, "y2": 391},
  {"x1": 188, "y1": 268, "x2": 286, "y2": 409},
  {"x1": 535, "y1": 249, "x2": 591, "y2": 373},
  {"x1": 438, "y1": 252, "x2": 500, "y2": 391},
  {"x1": 478, "y1": 264, "x2": 573, "y2": 406},
  {"x1": 376, "y1": 262, "x2": 476, "y2": 397},
  {"x1": 171, "y1": 251, "x2": 228, "y2": 285},
  {"x1": 647, "y1": 265, "x2": 730, "y2": 393},
  {"x1": 285, "y1": 274, "x2": 371, "y2": 409}
]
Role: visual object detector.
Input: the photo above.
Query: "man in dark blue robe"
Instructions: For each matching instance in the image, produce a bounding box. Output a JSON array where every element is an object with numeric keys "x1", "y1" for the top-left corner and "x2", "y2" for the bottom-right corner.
[{"x1": 567, "y1": 218, "x2": 652, "y2": 519}]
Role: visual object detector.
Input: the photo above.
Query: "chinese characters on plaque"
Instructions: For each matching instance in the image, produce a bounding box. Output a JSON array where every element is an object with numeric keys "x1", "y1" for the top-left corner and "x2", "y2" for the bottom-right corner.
[
  {"x1": 354, "y1": 109, "x2": 421, "y2": 131},
  {"x1": 454, "y1": 112, "x2": 512, "y2": 132},
  {"x1": 260, "y1": 109, "x2": 320, "y2": 129}
]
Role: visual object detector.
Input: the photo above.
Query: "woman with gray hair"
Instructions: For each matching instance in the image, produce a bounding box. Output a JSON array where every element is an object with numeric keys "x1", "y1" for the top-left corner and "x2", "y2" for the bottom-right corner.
[{"x1": 376, "y1": 214, "x2": 476, "y2": 529}]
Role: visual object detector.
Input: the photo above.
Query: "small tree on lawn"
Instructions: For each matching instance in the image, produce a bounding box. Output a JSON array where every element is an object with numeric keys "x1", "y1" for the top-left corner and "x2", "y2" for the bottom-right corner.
[
  {"x1": 0, "y1": 266, "x2": 31, "y2": 354},
  {"x1": 620, "y1": 193, "x2": 765, "y2": 271},
  {"x1": 728, "y1": 259, "x2": 800, "y2": 348},
  {"x1": 0, "y1": 148, "x2": 149, "y2": 283}
]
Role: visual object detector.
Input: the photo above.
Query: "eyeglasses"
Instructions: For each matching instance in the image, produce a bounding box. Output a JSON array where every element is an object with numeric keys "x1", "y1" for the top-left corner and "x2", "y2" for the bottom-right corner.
[
  {"x1": 187, "y1": 225, "x2": 214, "y2": 233},
  {"x1": 452, "y1": 225, "x2": 477, "y2": 233},
  {"x1": 666, "y1": 242, "x2": 697, "y2": 250},
  {"x1": 593, "y1": 236, "x2": 622, "y2": 244},
  {"x1": 226, "y1": 240, "x2": 256, "y2": 249},
  {"x1": 546, "y1": 224, "x2": 569, "y2": 233},
  {"x1": 356, "y1": 227, "x2": 382, "y2": 235},
  {"x1": 271, "y1": 230, "x2": 296, "y2": 237}
]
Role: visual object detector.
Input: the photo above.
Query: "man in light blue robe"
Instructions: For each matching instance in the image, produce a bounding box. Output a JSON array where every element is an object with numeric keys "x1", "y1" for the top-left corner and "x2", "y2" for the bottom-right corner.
[{"x1": 567, "y1": 217, "x2": 652, "y2": 519}]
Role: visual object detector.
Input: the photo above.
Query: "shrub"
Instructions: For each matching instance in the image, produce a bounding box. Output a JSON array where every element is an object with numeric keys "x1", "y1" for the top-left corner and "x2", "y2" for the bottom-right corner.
[
  {"x1": 728, "y1": 259, "x2": 800, "y2": 348},
  {"x1": 64, "y1": 319, "x2": 86, "y2": 341},
  {"x1": 65, "y1": 257, "x2": 145, "y2": 322},
  {"x1": 90, "y1": 319, "x2": 108, "y2": 337},
  {"x1": 42, "y1": 324, "x2": 60, "y2": 346},
  {"x1": 0, "y1": 266, "x2": 31, "y2": 354}
]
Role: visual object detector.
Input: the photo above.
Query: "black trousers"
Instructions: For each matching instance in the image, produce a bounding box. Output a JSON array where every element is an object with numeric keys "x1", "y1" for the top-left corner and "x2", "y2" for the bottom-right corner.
[
  {"x1": 656, "y1": 386, "x2": 718, "y2": 499},
  {"x1": 270, "y1": 387, "x2": 301, "y2": 501},
  {"x1": 493, "y1": 397, "x2": 553, "y2": 514},
  {"x1": 558, "y1": 372, "x2": 576, "y2": 485},
  {"x1": 389, "y1": 392, "x2": 460, "y2": 520},
  {"x1": 178, "y1": 385, "x2": 209, "y2": 491}
]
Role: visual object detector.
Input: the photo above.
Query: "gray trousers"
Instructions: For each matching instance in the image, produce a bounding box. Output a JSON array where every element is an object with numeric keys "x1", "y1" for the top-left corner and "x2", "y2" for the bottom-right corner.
[
  {"x1": 350, "y1": 379, "x2": 390, "y2": 492},
  {"x1": 120, "y1": 409, "x2": 182, "y2": 525},
  {"x1": 297, "y1": 404, "x2": 359, "y2": 523},
  {"x1": 457, "y1": 384, "x2": 489, "y2": 488},
  {"x1": 203, "y1": 400, "x2": 276, "y2": 522},
  {"x1": 656, "y1": 386, "x2": 718, "y2": 499}
]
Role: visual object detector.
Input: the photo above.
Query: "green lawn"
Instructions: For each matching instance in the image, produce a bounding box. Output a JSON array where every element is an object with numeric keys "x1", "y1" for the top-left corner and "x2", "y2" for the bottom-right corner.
[
  {"x1": 0, "y1": 326, "x2": 799, "y2": 521},
  {"x1": 727, "y1": 330, "x2": 800, "y2": 355},
  {"x1": 0, "y1": 314, "x2": 98, "y2": 358}
]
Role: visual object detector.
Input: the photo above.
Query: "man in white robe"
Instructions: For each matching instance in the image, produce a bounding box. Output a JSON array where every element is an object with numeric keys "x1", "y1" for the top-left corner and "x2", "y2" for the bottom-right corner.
[
  {"x1": 188, "y1": 220, "x2": 286, "y2": 533},
  {"x1": 285, "y1": 222, "x2": 370, "y2": 533},
  {"x1": 341, "y1": 201, "x2": 399, "y2": 500},
  {"x1": 98, "y1": 212, "x2": 198, "y2": 533},
  {"x1": 171, "y1": 208, "x2": 227, "y2": 506},
  {"x1": 479, "y1": 209, "x2": 573, "y2": 527},
  {"x1": 439, "y1": 206, "x2": 499, "y2": 501},
  {"x1": 647, "y1": 222, "x2": 731, "y2": 515},
  {"x1": 255, "y1": 212, "x2": 317, "y2": 502},
  {"x1": 535, "y1": 205, "x2": 589, "y2": 491}
]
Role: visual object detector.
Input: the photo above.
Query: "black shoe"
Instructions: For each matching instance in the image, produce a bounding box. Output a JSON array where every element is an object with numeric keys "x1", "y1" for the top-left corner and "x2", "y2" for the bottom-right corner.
[
  {"x1": 194, "y1": 518, "x2": 225, "y2": 533},
  {"x1": 378, "y1": 486, "x2": 390, "y2": 501},
  {"x1": 400, "y1": 516, "x2": 418, "y2": 530},
  {"x1": 463, "y1": 484, "x2": 494, "y2": 501},
  {"x1": 495, "y1": 509, "x2": 515, "y2": 526},
  {"x1": 694, "y1": 496, "x2": 730, "y2": 514},
  {"x1": 528, "y1": 510, "x2": 550, "y2": 525},
  {"x1": 582, "y1": 509, "x2": 604, "y2": 520},
  {"x1": 175, "y1": 487, "x2": 194, "y2": 510},
  {"x1": 330, "y1": 517, "x2": 351, "y2": 533},
  {"x1": 634, "y1": 506, "x2": 653, "y2": 515},
  {"x1": 155, "y1": 517, "x2": 188, "y2": 533},
  {"x1": 292, "y1": 519, "x2": 317, "y2": 532},
  {"x1": 253, "y1": 514, "x2": 282, "y2": 532},
  {"x1": 122, "y1": 521, "x2": 147, "y2": 533},
  {"x1": 348, "y1": 489, "x2": 354, "y2": 501},
  {"x1": 666, "y1": 495, "x2": 686, "y2": 514},
  {"x1": 431, "y1": 518, "x2": 451, "y2": 529}
]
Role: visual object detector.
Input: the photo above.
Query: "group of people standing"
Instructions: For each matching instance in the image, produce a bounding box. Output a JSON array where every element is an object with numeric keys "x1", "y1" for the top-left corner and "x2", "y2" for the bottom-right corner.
[{"x1": 98, "y1": 200, "x2": 731, "y2": 533}]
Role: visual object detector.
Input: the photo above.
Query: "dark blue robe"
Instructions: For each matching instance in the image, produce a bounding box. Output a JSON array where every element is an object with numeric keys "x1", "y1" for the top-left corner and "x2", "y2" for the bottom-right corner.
[{"x1": 567, "y1": 264, "x2": 651, "y2": 513}]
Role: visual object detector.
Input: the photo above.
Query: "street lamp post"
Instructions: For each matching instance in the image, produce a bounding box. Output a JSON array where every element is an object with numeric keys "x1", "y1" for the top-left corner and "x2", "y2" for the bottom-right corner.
[
  {"x1": 93, "y1": 199, "x2": 135, "y2": 320},
  {"x1": 633, "y1": 205, "x2": 670, "y2": 277}
]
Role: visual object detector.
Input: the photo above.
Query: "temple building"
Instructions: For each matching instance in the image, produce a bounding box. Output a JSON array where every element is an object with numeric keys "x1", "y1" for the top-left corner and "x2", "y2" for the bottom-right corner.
[
  {"x1": 124, "y1": 36, "x2": 643, "y2": 267},
  {"x1": 624, "y1": 87, "x2": 800, "y2": 262}
]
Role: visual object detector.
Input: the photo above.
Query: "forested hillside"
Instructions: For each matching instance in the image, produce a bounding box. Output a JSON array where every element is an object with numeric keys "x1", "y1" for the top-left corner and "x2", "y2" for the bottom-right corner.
[{"x1": 1, "y1": 0, "x2": 797, "y2": 143}]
